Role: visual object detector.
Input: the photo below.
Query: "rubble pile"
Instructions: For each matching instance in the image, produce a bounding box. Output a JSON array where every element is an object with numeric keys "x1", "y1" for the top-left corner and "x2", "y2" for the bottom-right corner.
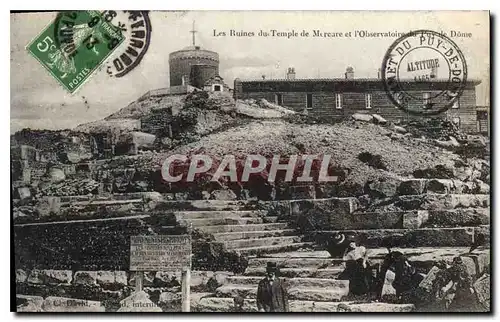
[{"x1": 399, "y1": 118, "x2": 467, "y2": 141}]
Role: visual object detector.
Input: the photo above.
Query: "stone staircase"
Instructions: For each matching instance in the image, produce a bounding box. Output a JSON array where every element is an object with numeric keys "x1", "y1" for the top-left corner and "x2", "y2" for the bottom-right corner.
[
  {"x1": 192, "y1": 178, "x2": 490, "y2": 312},
  {"x1": 14, "y1": 183, "x2": 490, "y2": 312},
  {"x1": 170, "y1": 204, "x2": 312, "y2": 256}
]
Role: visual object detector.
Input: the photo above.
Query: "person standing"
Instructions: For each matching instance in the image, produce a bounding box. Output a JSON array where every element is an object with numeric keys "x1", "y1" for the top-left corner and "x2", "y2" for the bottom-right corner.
[
  {"x1": 338, "y1": 238, "x2": 370, "y2": 296},
  {"x1": 256, "y1": 262, "x2": 289, "y2": 312}
]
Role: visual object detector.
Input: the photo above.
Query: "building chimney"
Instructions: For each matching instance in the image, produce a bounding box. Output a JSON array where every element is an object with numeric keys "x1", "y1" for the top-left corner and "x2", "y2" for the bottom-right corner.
[
  {"x1": 286, "y1": 67, "x2": 296, "y2": 80},
  {"x1": 345, "y1": 67, "x2": 354, "y2": 80},
  {"x1": 377, "y1": 68, "x2": 381, "y2": 79}
]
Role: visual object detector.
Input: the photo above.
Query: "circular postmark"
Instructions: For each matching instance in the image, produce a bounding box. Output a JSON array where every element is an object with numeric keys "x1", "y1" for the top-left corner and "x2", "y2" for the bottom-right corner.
[
  {"x1": 381, "y1": 30, "x2": 467, "y2": 115},
  {"x1": 53, "y1": 11, "x2": 122, "y2": 60},
  {"x1": 102, "y1": 10, "x2": 152, "y2": 78}
]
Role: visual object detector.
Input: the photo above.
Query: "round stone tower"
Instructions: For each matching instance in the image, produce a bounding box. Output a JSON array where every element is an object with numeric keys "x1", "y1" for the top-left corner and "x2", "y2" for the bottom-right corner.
[{"x1": 169, "y1": 45, "x2": 219, "y2": 87}]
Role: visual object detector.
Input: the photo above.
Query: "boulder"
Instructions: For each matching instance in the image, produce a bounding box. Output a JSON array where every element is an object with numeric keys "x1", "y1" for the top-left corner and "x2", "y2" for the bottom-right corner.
[
  {"x1": 17, "y1": 187, "x2": 31, "y2": 200},
  {"x1": 154, "y1": 271, "x2": 182, "y2": 287},
  {"x1": 426, "y1": 179, "x2": 454, "y2": 194},
  {"x1": 46, "y1": 167, "x2": 66, "y2": 182},
  {"x1": 191, "y1": 271, "x2": 215, "y2": 289},
  {"x1": 403, "y1": 210, "x2": 429, "y2": 229},
  {"x1": 66, "y1": 151, "x2": 92, "y2": 163},
  {"x1": 42, "y1": 297, "x2": 105, "y2": 312},
  {"x1": 358, "y1": 152, "x2": 387, "y2": 170},
  {"x1": 158, "y1": 291, "x2": 182, "y2": 311},
  {"x1": 117, "y1": 290, "x2": 162, "y2": 312},
  {"x1": 210, "y1": 189, "x2": 237, "y2": 201},
  {"x1": 390, "y1": 133, "x2": 405, "y2": 140},
  {"x1": 397, "y1": 179, "x2": 427, "y2": 195},
  {"x1": 413, "y1": 164, "x2": 455, "y2": 179},
  {"x1": 458, "y1": 256, "x2": 477, "y2": 278},
  {"x1": 393, "y1": 125, "x2": 407, "y2": 134},
  {"x1": 352, "y1": 113, "x2": 374, "y2": 122},
  {"x1": 372, "y1": 114, "x2": 387, "y2": 125},
  {"x1": 27, "y1": 269, "x2": 72, "y2": 285},
  {"x1": 367, "y1": 177, "x2": 402, "y2": 198},
  {"x1": 16, "y1": 269, "x2": 28, "y2": 283},
  {"x1": 96, "y1": 271, "x2": 128, "y2": 289},
  {"x1": 37, "y1": 196, "x2": 61, "y2": 216},
  {"x1": 473, "y1": 274, "x2": 490, "y2": 311},
  {"x1": 449, "y1": 136, "x2": 460, "y2": 147},
  {"x1": 73, "y1": 271, "x2": 98, "y2": 286},
  {"x1": 16, "y1": 295, "x2": 44, "y2": 312},
  {"x1": 435, "y1": 139, "x2": 456, "y2": 149},
  {"x1": 473, "y1": 180, "x2": 490, "y2": 194}
]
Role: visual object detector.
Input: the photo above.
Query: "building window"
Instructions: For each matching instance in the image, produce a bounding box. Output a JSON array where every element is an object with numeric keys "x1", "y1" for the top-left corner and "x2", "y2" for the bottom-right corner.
[
  {"x1": 365, "y1": 93, "x2": 372, "y2": 109},
  {"x1": 213, "y1": 85, "x2": 221, "y2": 92},
  {"x1": 275, "y1": 93, "x2": 283, "y2": 106},
  {"x1": 335, "y1": 93, "x2": 342, "y2": 109},
  {"x1": 423, "y1": 92, "x2": 431, "y2": 108},
  {"x1": 306, "y1": 94, "x2": 313, "y2": 109},
  {"x1": 452, "y1": 99, "x2": 460, "y2": 109},
  {"x1": 477, "y1": 111, "x2": 488, "y2": 134}
]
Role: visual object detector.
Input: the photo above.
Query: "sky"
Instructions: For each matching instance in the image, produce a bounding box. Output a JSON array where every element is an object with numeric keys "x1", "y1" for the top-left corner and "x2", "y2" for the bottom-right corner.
[{"x1": 10, "y1": 11, "x2": 490, "y2": 133}]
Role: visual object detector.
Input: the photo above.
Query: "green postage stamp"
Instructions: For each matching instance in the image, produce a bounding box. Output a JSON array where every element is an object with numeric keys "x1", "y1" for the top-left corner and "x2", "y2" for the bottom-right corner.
[{"x1": 26, "y1": 11, "x2": 124, "y2": 93}]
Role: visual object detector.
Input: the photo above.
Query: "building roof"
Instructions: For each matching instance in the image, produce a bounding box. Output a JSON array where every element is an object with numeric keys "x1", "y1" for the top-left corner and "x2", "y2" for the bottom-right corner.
[
  {"x1": 235, "y1": 77, "x2": 482, "y2": 85},
  {"x1": 170, "y1": 45, "x2": 218, "y2": 54}
]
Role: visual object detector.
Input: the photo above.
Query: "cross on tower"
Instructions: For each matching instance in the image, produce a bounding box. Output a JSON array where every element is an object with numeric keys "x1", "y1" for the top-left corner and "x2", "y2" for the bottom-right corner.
[{"x1": 190, "y1": 21, "x2": 197, "y2": 46}]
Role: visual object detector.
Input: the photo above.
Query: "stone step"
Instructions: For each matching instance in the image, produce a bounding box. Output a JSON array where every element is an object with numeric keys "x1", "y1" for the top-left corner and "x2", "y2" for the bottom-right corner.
[
  {"x1": 323, "y1": 208, "x2": 489, "y2": 230},
  {"x1": 234, "y1": 242, "x2": 314, "y2": 256},
  {"x1": 244, "y1": 267, "x2": 343, "y2": 279},
  {"x1": 253, "y1": 248, "x2": 490, "y2": 276},
  {"x1": 310, "y1": 226, "x2": 489, "y2": 248},
  {"x1": 248, "y1": 257, "x2": 341, "y2": 269},
  {"x1": 59, "y1": 193, "x2": 147, "y2": 204},
  {"x1": 425, "y1": 208, "x2": 490, "y2": 228},
  {"x1": 174, "y1": 210, "x2": 263, "y2": 220},
  {"x1": 153, "y1": 200, "x2": 256, "y2": 211},
  {"x1": 213, "y1": 229, "x2": 296, "y2": 241},
  {"x1": 395, "y1": 193, "x2": 489, "y2": 210},
  {"x1": 225, "y1": 276, "x2": 349, "y2": 289},
  {"x1": 181, "y1": 217, "x2": 264, "y2": 227},
  {"x1": 198, "y1": 223, "x2": 289, "y2": 234},
  {"x1": 398, "y1": 179, "x2": 489, "y2": 195},
  {"x1": 194, "y1": 297, "x2": 415, "y2": 312},
  {"x1": 57, "y1": 201, "x2": 144, "y2": 218},
  {"x1": 224, "y1": 236, "x2": 303, "y2": 250},
  {"x1": 216, "y1": 284, "x2": 348, "y2": 301}
]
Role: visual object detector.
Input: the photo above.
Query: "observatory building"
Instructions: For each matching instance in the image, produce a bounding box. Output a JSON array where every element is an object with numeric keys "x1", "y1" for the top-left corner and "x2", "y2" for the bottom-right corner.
[{"x1": 168, "y1": 22, "x2": 228, "y2": 92}]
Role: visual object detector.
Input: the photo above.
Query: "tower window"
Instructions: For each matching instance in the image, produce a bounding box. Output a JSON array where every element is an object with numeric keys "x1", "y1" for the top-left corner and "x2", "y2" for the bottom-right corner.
[
  {"x1": 336, "y1": 93, "x2": 342, "y2": 109},
  {"x1": 214, "y1": 85, "x2": 221, "y2": 91},
  {"x1": 365, "y1": 93, "x2": 372, "y2": 109},
  {"x1": 306, "y1": 94, "x2": 313, "y2": 109}
]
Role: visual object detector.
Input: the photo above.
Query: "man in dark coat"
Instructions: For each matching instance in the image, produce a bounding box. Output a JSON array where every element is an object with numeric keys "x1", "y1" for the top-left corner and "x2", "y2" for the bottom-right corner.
[{"x1": 256, "y1": 262, "x2": 289, "y2": 312}]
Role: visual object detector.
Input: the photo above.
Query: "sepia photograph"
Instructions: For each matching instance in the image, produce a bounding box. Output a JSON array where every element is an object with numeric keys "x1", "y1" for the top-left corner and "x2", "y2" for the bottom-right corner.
[{"x1": 10, "y1": 10, "x2": 490, "y2": 313}]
